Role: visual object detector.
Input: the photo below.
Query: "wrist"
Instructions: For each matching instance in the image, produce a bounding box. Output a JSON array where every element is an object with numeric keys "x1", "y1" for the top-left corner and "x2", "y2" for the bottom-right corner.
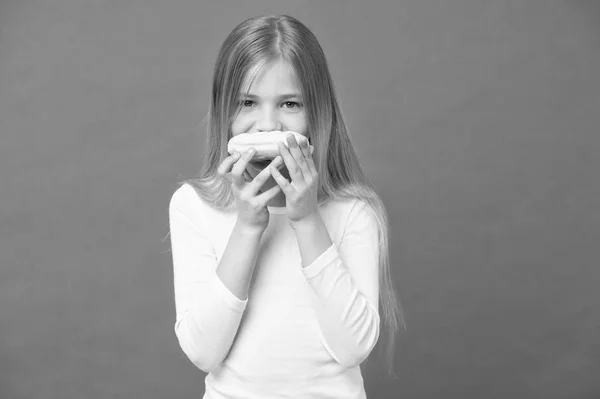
[
  {"x1": 234, "y1": 220, "x2": 265, "y2": 237},
  {"x1": 289, "y1": 212, "x2": 320, "y2": 231}
]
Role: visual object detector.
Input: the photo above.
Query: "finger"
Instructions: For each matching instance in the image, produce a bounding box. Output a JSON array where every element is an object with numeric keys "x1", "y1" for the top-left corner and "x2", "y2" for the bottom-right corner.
[
  {"x1": 246, "y1": 156, "x2": 282, "y2": 196},
  {"x1": 255, "y1": 181, "x2": 283, "y2": 205},
  {"x1": 278, "y1": 140, "x2": 303, "y2": 184},
  {"x1": 287, "y1": 134, "x2": 309, "y2": 178},
  {"x1": 270, "y1": 160, "x2": 293, "y2": 196},
  {"x1": 217, "y1": 152, "x2": 241, "y2": 177},
  {"x1": 298, "y1": 137, "x2": 313, "y2": 162},
  {"x1": 230, "y1": 148, "x2": 256, "y2": 187},
  {"x1": 300, "y1": 140, "x2": 317, "y2": 175},
  {"x1": 298, "y1": 138, "x2": 309, "y2": 157}
]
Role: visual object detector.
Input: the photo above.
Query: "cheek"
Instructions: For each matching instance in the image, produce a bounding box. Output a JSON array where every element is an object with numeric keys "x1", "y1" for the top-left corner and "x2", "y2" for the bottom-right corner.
[
  {"x1": 230, "y1": 113, "x2": 251, "y2": 135},
  {"x1": 287, "y1": 114, "x2": 308, "y2": 135},
  {"x1": 232, "y1": 110, "x2": 307, "y2": 135},
  {"x1": 230, "y1": 119, "x2": 243, "y2": 136}
]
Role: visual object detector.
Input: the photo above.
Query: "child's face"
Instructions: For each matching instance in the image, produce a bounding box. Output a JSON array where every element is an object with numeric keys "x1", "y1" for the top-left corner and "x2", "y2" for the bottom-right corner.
[
  {"x1": 231, "y1": 59, "x2": 307, "y2": 141},
  {"x1": 231, "y1": 59, "x2": 308, "y2": 188}
]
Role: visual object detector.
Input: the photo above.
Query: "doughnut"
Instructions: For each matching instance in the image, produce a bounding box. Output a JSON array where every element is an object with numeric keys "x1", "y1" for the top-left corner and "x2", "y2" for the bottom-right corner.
[{"x1": 227, "y1": 131, "x2": 314, "y2": 162}]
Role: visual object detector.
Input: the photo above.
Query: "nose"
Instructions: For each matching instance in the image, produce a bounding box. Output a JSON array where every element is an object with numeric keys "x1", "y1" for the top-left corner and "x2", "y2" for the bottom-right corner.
[{"x1": 256, "y1": 107, "x2": 281, "y2": 132}]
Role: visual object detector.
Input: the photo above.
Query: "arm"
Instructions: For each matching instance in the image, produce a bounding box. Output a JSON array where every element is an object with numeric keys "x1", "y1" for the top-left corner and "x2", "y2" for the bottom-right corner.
[
  {"x1": 169, "y1": 186, "x2": 263, "y2": 373},
  {"x1": 290, "y1": 200, "x2": 381, "y2": 368}
]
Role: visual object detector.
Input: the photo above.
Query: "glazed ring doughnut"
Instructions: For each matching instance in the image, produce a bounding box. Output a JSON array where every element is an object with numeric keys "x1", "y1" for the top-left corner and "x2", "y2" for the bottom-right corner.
[{"x1": 227, "y1": 131, "x2": 314, "y2": 162}]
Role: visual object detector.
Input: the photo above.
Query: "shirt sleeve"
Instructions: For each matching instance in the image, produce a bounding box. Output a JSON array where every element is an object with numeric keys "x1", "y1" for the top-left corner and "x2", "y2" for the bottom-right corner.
[
  {"x1": 301, "y1": 200, "x2": 381, "y2": 368},
  {"x1": 169, "y1": 185, "x2": 248, "y2": 373}
]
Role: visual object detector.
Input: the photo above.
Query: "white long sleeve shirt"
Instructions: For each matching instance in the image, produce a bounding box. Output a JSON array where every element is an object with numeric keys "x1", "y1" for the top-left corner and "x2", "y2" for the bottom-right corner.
[{"x1": 169, "y1": 183, "x2": 381, "y2": 399}]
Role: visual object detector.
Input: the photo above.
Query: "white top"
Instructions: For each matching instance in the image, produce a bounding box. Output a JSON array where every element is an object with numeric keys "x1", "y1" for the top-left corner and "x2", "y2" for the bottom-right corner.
[{"x1": 169, "y1": 183, "x2": 381, "y2": 399}]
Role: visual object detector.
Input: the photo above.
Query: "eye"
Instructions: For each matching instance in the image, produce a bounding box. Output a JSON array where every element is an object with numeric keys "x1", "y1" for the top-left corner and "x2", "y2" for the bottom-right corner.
[
  {"x1": 241, "y1": 100, "x2": 255, "y2": 107},
  {"x1": 283, "y1": 101, "x2": 301, "y2": 109}
]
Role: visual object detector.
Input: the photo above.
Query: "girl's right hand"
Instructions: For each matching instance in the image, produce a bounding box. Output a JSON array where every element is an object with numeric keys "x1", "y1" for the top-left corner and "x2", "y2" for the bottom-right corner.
[{"x1": 217, "y1": 148, "x2": 283, "y2": 233}]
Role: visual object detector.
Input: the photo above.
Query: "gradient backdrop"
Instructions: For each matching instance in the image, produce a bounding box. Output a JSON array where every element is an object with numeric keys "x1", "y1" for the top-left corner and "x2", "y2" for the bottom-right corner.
[{"x1": 1, "y1": 1, "x2": 599, "y2": 398}]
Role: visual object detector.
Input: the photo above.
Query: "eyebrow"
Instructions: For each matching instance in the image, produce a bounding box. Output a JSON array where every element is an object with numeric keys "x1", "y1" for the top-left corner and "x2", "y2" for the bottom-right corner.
[{"x1": 241, "y1": 93, "x2": 301, "y2": 100}]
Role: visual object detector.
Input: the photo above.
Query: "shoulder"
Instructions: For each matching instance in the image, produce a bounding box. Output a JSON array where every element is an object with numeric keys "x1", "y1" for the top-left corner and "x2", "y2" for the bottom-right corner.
[
  {"x1": 343, "y1": 198, "x2": 380, "y2": 236},
  {"x1": 169, "y1": 183, "x2": 236, "y2": 232},
  {"x1": 327, "y1": 197, "x2": 373, "y2": 217},
  {"x1": 169, "y1": 183, "x2": 219, "y2": 222},
  {"x1": 168, "y1": 183, "x2": 216, "y2": 238},
  {"x1": 321, "y1": 197, "x2": 381, "y2": 245},
  {"x1": 321, "y1": 197, "x2": 377, "y2": 228},
  {"x1": 169, "y1": 183, "x2": 200, "y2": 212}
]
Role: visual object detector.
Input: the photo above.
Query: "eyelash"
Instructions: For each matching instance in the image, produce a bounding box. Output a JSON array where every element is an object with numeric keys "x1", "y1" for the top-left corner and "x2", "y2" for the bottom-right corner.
[{"x1": 240, "y1": 100, "x2": 302, "y2": 109}]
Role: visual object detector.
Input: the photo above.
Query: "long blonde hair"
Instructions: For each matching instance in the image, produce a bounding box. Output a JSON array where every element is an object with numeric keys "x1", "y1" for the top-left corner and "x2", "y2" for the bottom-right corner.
[{"x1": 181, "y1": 14, "x2": 406, "y2": 378}]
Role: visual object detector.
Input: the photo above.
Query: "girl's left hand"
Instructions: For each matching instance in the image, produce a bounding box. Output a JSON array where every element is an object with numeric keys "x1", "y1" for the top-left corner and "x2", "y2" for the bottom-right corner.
[{"x1": 270, "y1": 133, "x2": 318, "y2": 224}]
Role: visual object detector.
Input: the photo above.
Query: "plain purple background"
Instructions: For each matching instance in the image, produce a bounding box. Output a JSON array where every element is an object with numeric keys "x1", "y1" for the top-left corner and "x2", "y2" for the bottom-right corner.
[{"x1": 1, "y1": 1, "x2": 599, "y2": 398}]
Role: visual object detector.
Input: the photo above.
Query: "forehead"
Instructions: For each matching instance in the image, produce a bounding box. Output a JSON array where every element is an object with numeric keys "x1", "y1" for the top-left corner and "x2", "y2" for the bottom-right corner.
[{"x1": 242, "y1": 59, "x2": 301, "y2": 95}]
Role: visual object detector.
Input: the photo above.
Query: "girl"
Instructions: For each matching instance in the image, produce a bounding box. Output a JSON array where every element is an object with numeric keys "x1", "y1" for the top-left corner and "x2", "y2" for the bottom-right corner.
[{"x1": 169, "y1": 14, "x2": 405, "y2": 398}]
